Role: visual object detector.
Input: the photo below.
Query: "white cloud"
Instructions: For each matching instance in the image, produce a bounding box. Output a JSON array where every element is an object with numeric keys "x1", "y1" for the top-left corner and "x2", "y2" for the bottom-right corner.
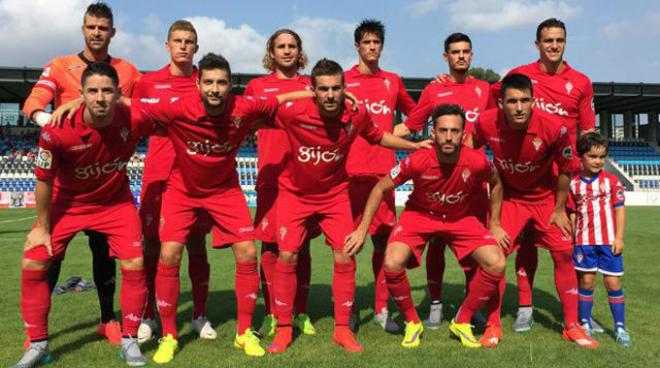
[
  {"x1": 287, "y1": 16, "x2": 357, "y2": 72},
  {"x1": 404, "y1": 0, "x2": 582, "y2": 32},
  {"x1": 601, "y1": 10, "x2": 660, "y2": 40},
  {"x1": 405, "y1": 0, "x2": 443, "y2": 18}
]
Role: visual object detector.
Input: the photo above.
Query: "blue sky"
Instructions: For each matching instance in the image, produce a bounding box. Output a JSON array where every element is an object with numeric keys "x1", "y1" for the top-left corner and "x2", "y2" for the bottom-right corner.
[{"x1": 2, "y1": 0, "x2": 658, "y2": 82}]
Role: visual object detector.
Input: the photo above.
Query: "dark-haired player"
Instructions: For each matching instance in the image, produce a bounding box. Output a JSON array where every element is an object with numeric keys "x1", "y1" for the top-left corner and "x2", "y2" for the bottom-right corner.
[
  {"x1": 346, "y1": 104, "x2": 507, "y2": 349},
  {"x1": 344, "y1": 19, "x2": 416, "y2": 332}
]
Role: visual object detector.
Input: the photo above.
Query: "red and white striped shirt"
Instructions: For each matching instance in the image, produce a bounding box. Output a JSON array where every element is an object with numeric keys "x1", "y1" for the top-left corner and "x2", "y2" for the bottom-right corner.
[{"x1": 569, "y1": 170, "x2": 625, "y2": 245}]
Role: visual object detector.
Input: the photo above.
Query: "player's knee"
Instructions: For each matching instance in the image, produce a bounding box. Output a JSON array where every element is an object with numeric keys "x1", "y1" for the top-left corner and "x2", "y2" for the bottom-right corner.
[
  {"x1": 22, "y1": 258, "x2": 50, "y2": 271},
  {"x1": 383, "y1": 254, "x2": 405, "y2": 272},
  {"x1": 603, "y1": 276, "x2": 622, "y2": 292},
  {"x1": 120, "y1": 257, "x2": 144, "y2": 270},
  {"x1": 279, "y1": 251, "x2": 298, "y2": 264},
  {"x1": 578, "y1": 272, "x2": 596, "y2": 290},
  {"x1": 160, "y1": 243, "x2": 184, "y2": 265},
  {"x1": 233, "y1": 241, "x2": 257, "y2": 263}
]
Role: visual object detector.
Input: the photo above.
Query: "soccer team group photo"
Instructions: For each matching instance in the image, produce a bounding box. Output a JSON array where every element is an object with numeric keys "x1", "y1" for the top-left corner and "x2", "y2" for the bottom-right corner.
[{"x1": 1, "y1": 1, "x2": 659, "y2": 367}]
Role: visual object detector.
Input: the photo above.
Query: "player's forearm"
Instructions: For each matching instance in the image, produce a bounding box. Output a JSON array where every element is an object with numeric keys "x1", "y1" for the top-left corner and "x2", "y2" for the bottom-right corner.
[
  {"x1": 358, "y1": 187, "x2": 386, "y2": 233},
  {"x1": 614, "y1": 206, "x2": 626, "y2": 242},
  {"x1": 488, "y1": 176, "x2": 503, "y2": 227},
  {"x1": 34, "y1": 179, "x2": 53, "y2": 231},
  {"x1": 393, "y1": 123, "x2": 412, "y2": 137},
  {"x1": 554, "y1": 173, "x2": 571, "y2": 210},
  {"x1": 379, "y1": 132, "x2": 419, "y2": 151},
  {"x1": 276, "y1": 90, "x2": 314, "y2": 104}
]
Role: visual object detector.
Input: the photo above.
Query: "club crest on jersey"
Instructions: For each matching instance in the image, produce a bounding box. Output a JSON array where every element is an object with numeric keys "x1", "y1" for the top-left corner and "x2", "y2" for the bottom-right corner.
[
  {"x1": 462, "y1": 168, "x2": 471, "y2": 182},
  {"x1": 279, "y1": 226, "x2": 287, "y2": 241},
  {"x1": 565, "y1": 81, "x2": 574, "y2": 94},
  {"x1": 560, "y1": 126, "x2": 568, "y2": 136},
  {"x1": 261, "y1": 218, "x2": 269, "y2": 231},
  {"x1": 36, "y1": 148, "x2": 52, "y2": 169},
  {"x1": 562, "y1": 146, "x2": 573, "y2": 160},
  {"x1": 532, "y1": 137, "x2": 543, "y2": 151},
  {"x1": 41, "y1": 132, "x2": 52, "y2": 142},
  {"x1": 616, "y1": 189, "x2": 625, "y2": 201},
  {"x1": 475, "y1": 86, "x2": 482, "y2": 98},
  {"x1": 120, "y1": 127, "x2": 129, "y2": 143},
  {"x1": 383, "y1": 78, "x2": 391, "y2": 91},
  {"x1": 390, "y1": 164, "x2": 401, "y2": 179},
  {"x1": 233, "y1": 116, "x2": 242, "y2": 128}
]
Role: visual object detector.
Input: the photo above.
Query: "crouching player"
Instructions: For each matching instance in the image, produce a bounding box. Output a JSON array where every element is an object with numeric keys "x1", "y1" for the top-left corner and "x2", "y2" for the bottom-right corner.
[
  {"x1": 345, "y1": 104, "x2": 508, "y2": 349},
  {"x1": 14, "y1": 62, "x2": 150, "y2": 367},
  {"x1": 570, "y1": 133, "x2": 631, "y2": 346}
]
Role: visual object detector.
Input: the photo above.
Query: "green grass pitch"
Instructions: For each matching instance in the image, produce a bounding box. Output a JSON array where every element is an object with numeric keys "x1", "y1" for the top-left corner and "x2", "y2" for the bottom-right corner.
[{"x1": 1, "y1": 207, "x2": 659, "y2": 367}]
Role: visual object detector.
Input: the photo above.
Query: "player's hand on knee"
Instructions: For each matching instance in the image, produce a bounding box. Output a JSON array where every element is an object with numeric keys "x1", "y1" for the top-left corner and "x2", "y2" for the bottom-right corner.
[
  {"x1": 25, "y1": 226, "x2": 52, "y2": 256},
  {"x1": 344, "y1": 229, "x2": 367, "y2": 256},
  {"x1": 490, "y1": 225, "x2": 511, "y2": 250},
  {"x1": 548, "y1": 209, "x2": 573, "y2": 237}
]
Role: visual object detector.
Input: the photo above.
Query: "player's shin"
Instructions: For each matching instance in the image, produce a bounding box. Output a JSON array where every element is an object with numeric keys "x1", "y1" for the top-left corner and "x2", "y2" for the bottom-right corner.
[
  {"x1": 21, "y1": 268, "x2": 51, "y2": 341},
  {"x1": 235, "y1": 261, "x2": 260, "y2": 333},
  {"x1": 120, "y1": 267, "x2": 147, "y2": 336},
  {"x1": 273, "y1": 259, "x2": 297, "y2": 325},
  {"x1": 515, "y1": 243, "x2": 538, "y2": 307},
  {"x1": 156, "y1": 261, "x2": 181, "y2": 338},
  {"x1": 385, "y1": 269, "x2": 420, "y2": 323},
  {"x1": 550, "y1": 249, "x2": 579, "y2": 327},
  {"x1": 456, "y1": 267, "x2": 503, "y2": 324},
  {"x1": 333, "y1": 259, "x2": 357, "y2": 326}
]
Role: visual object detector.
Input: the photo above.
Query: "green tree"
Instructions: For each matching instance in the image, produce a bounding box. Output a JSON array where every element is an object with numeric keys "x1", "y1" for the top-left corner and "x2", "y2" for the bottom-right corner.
[{"x1": 468, "y1": 67, "x2": 501, "y2": 82}]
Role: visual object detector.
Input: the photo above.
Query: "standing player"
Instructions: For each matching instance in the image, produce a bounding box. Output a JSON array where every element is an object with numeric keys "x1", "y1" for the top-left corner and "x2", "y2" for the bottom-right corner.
[
  {"x1": 393, "y1": 32, "x2": 492, "y2": 329},
  {"x1": 244, "y1": 29, "x2": 316, "y2": 337},
  {"x1": 266, "y1": 59, "x2": 429, "y2": 354},
  {"x1": 491, "y1": 18, "x2": 596, "y2": 332},
  {"x1": 472, "y1": 74, "x2": 598, "y2": 348},
  {"x1": 344, "y1": 19, "x2": 416, "y2": 332},
  {"x1": 133, "y1": 20, "x2": 216, "y2": 343},
  {"x1": 346, "y1": 104, "x2": 507, "y2": 349},
  {"x1": 21, "y1": 2, "x2": 141, "y2": 346},
  {"x1": 133, "y1": 53, "x2": 314, "y2": 362},
  {"x1": 569, "y1": 133, "x2": 631, "y2": 346},
  {"x1": 14, "y1": 63, "x2": 150, "y2": 368}
]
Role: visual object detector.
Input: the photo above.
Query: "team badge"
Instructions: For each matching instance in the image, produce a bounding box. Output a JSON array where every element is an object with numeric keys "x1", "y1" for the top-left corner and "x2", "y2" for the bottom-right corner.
[
  {"x1": 462, "y1": 168, "x2": 471, "y2": 182},
  {"x1": 36, "y1": 148, "x2": 52, "y2": 169},
  {"x1": 562, "y1": 146, "x2": 573, "y2": 160},
  {"x1": 233, "y1": 116, "x2": 242, "y2": 128},
  {"x1": 565, "y1": 81, "x2": 574, "y2": 94},
  {"x1": 475, "y1": 86, "x2": 482, "y2": 99},
  {"x1": 383, "y1": 78, "x2": 391, "y2": 91},
  {"x1": 532, "y1": 137, "x2": 543, "y2": 151},
  {"x1": 279, "y1": 226, "x2": 287, "y2": 241},
  {"x1": 120, "y1": 127, "x2": 129, "y2": 143},
  {"x1": 616, "y1": 189, "x2": 625, "y2": 201},
  {"x1": 560, "y1": 126, "x2": 567, "y2": 136},
  {"x1": 390, "y1": 164, "x2": 401, "y2": 179},
  {"x1": 576, "y1": 253, "x2": 583, "y2": 264},
  {"x1": 41, "y1": 132, "x2": 51, "y2": 142},
  {"x1": 261, "y1": 217, "x2": 269, "y2": 231}
]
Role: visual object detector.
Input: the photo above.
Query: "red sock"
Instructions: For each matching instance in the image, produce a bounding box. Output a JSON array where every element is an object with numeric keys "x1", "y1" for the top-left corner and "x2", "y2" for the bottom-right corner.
[
  {"x1": 515, "y1": 244, "x2": 538, "y2": 307},
  {"x1": 551, "y1": 249, "x2": 579, "y2": 327},
  {"x1": 333, "y1": 261, "x2": 356, "y2": 326},
  {"x1": 188, "y1": 254, "x2": 210, "y2": 319},
  {"x1": 21, "y1": 269, "x2": 50, "y2": 340},
  {"x1": 426, "y1": 241, "x2": 446, "y2": 302},
  {"x1": 273, "y1": 259, "x2": 297, "y2": 325},
  {"x1": 120, "y1": 268, "x2": 147, "y2": 336},
  {"x1": 294, "y1": 247, "x2": 311, "y2": 315},
  {"x1": 486, "y1": 274, "x2": 506, "y2": 327},
  {"x1": 156, "y1": 262, "x2": 180, "y2": 338},
  {"x1": 456, "y1": 268, "x2": 503, "y2": 324},
  {"x1": 235, "y1": 261, "x2": 259, "y2": 333},
  {"x1": 143, "y1": 254, "x2": 159, "y2": 320},
  {"x1": 384, "y1": 269, "x2": 419, "y2": 323},
  {"x1": 464, "y1": 267, "x2": 476, "y2": 294},
  {"x1": 372, "y1": 250, "x2": 389, "y2": 313},
  {"x1": 260, "y1": 244, "x2": 278, "y2": 315}
]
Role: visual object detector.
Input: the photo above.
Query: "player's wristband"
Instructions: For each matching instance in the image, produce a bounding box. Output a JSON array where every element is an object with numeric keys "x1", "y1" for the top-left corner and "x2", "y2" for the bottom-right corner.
[{"x1": 33, "y1": 111, "x2": 51, "y2": 127}]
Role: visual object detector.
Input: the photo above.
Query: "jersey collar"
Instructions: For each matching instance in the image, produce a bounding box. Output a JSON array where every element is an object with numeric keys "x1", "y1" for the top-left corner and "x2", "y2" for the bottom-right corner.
[{"x1": 78, "y1": 51, "x2": 112, "y2": 65}]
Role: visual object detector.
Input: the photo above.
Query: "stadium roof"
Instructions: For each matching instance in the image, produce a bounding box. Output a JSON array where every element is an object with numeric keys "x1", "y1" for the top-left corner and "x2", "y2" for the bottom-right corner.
[{"x1": 2, "y1": 66, "x2": 660, "y2": 114}]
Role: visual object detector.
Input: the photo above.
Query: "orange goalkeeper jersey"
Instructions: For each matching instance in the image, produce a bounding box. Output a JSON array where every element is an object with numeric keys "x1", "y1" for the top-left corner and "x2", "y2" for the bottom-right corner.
[{"x1": 23, "y1": 52, "x2": 142, "y2": 119}]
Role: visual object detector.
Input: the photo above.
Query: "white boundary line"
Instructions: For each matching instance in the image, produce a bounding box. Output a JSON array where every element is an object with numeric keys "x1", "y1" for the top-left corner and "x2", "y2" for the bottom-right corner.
[{"x1": 0, "y1": 215, "x2": 36, "y2": 224}]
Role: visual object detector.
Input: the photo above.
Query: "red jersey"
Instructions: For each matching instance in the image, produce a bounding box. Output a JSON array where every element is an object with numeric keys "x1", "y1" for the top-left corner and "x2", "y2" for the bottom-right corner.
[
  {"x1": 274, "y1": 99, "x2": 385, "y2": 195},
  {"x1": 492, "y1": 61, "x2": 595, "y2": 145},
  {"x1": 473, "y1": 109, "x2": 575, "y2": 202},
  {"x1": 569, "y1": 170, "x2": 625, "y2": 246},
  {"x1": 133, "y1": 65, "x2": 199, "y2": 181},
  {"x1": 344, "y1": 66, "x2": 416, "y2": 176},
  {"x1": 404, "y1": 78, "x2": 492, "y2": 134},
  {"x1": 243, "y1": 73, "x2": 311, "y2": 190},
  {"x1": 390, "y1": 147, "x2": 494, "y2": 219},
  {"x1": 23, "y1": 52, "x2": 141, "y2": 119},
  {"x1": 35, "y1": 104, "x2": 154, "y2": 205},
  {"x1": 135, "y1": 94, "x2": 279, "y2": 197}
]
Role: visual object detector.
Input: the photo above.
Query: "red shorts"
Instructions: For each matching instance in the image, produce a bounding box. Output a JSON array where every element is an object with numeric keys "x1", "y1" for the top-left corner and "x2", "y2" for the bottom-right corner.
[
  {"x1": 469, "y1": 184, "x2": 490, "y2": 225},
  {"x1": 349, "y1": 175, "x2": 396, "y2": 236},
  {"x1": 24, "y1": 201, "x2": 144, "y2": 262},
  {"x1": 140, "y1": 180, "x2": 212, "y2": 239},
  {"x1": 388, "y1": 209, "x2": 495, "y2": 269},
  {"x1": 159, "y1": 183, "x2": 254, "y2": 247},
  {"x1": 254, "y1": 187, "x2": 322, "y2": 244},
  {"x1": 276, "y1": 188, "x2": 353, "y2": 253},
  {"x1": 500, "y1": 198, "x2": 573, "y2": 255}
]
